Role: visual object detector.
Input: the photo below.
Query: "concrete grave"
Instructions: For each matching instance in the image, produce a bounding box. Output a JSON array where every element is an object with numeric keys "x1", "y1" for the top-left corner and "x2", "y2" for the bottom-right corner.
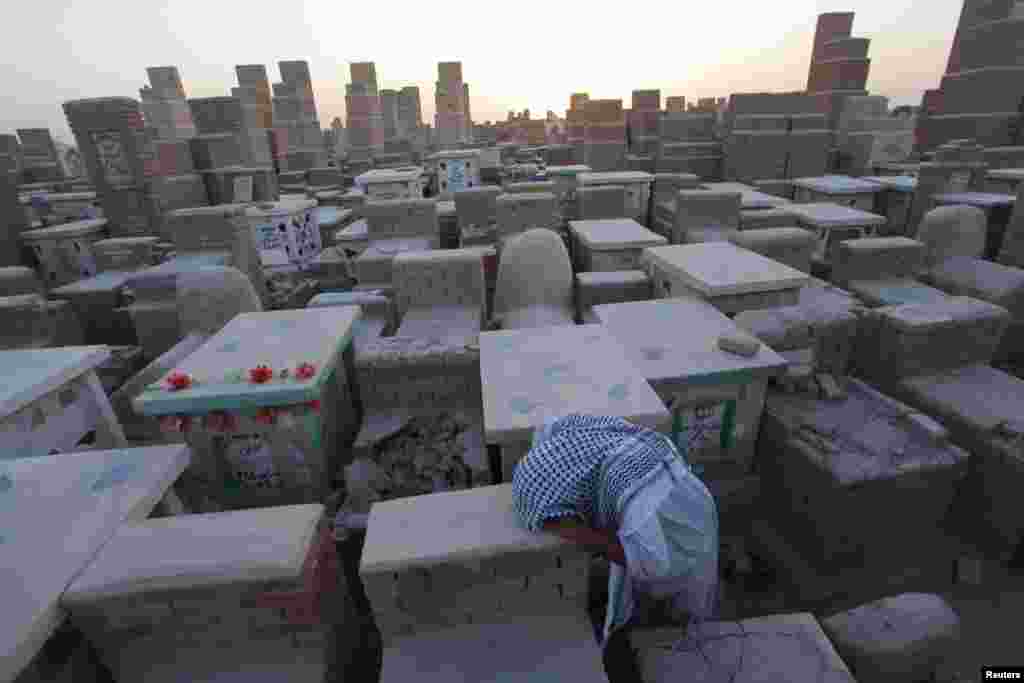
[
  {"x1": 576, "y1": 185, "x2": 627, "y2": 220},
  {"x1": 594, "y1": 297, "x2": 786, "y2": 471},
  {"x1": 671, "y1": 190, "x2": 741, "y2": 244},
  {"x1": 392, "y1": 248, "x2": 485, "y2": 341},
  {"x1": 495, "y1": 192, "x2": 559, "y2": 240},
  {"x1": 644, "y1": 242, "x2": 810, "y2": 314},
  {"x1": 728, "y1": 228, "x2": 817, "y2": 273},
  {"x1": 575, "y1": 270, "x2": 653, "y2": 322},
  {"x1": 492, "y1": 228, "x2": 574, "y2": 330},
  {"x1": 62, "y1": 505, "x2": 328, "y2": 683},
  {"x1": 820, "y1": 593, "x2": 960, "y2": 683},
  {"x1": 569, "y1": 218, "x2": 667, "y2": 272},
  {"x1": 631, "y1": 614, "x2": 856, "y2": 683}
]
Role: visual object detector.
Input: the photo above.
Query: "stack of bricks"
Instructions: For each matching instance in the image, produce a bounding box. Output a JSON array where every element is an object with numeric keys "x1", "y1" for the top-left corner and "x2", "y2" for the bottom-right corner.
[
  {"x1": 917, "y1": 1, "x2": 1024, "y2": 148},
  {"x1": 786, "y1": 113, "x2": 832, "y2": 178},
  {"x1": 17, "y1": 128, "x2": 64, "y2": 182},
  {"x1": 153, "y1": 131, "x2": 208, "y2": 214},
  {"x1": 63, "y1": 97, "x2": 164, "y2": 237},
  {"x1": 583, "y1": 99, "x2": 626, "y2": 171},
  {"x1": 234, "y1": 64, "x2": 275, "y2": 130},
  {"x1": 139, "y1": 66, "x2": 196, "y2": 142},
  {"x1": 434, "y1": 62, "x2": 471, "y2": 150},
  {"x1": 726, "y1": 115, "x2": 790, "y2": 181},
  {"x1": 566, "y1": 94, "x2": 588, "y2": 164},
  {"x1": 60, "y1": 505, "x2": 331, "y2": 683},
  {"x1": 346, "y1": 62, "x2": 385, "y2": 162},
  {"x1": 657, "y1": 113, "x2": 720, "y2": 178},
  {"x1": 274, "y1": 61, "x2": 326, "y2": 172},
  {"x1": 190, "y1": 96, "x2": 273, "y2": 168},
  {"x1": 359, "y1": 485, "x2": 592, "y2": 648},
  {"x1": 627, "y1": 89, "x2": 661, "y2": 170},
  {"x1": 724, "y1": 95, "x2": 831, "y2": 182}
]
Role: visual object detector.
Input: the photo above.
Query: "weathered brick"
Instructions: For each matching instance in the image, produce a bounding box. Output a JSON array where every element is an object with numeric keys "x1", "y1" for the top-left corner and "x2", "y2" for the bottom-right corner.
[{"x1": 487, "y1": 549, "x2": 560, "y2": 580}]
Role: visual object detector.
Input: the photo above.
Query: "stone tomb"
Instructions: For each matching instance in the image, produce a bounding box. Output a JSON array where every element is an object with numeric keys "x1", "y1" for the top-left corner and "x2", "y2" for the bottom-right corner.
[
  {"x1": 577, "y1": 171, "x2": 654, "y2": 224},
  {"x1": 786, "y1": 202, "x2": 887, "y2": 268},
  {"x1": 360, "y1": 485, "x2": 606, "y2": 683},
  {"x1": 495, "y1": 192, "x2": 559, "y2": 241},
  {"x1": 575, "y1": 270, "x2": 653, "y2": 323},
  {"x1": 593, "y1": 297, "x2": 786, "y2": 472},
  {"x1": 643, "y1": 242, "x2": 810, "y2": 315},
  {"x1": 20, "y1": 219, "x2": 108, "y2": 287},
  {"x1": 61, "y1": 505, "x2": 329, "y2": 683},
  {"x1": 792, "y1": 175, "x2": 885, "y2": 211},
  {"x1": 569, "y1": 218, "x2": 667, "y2": 272},
  {"x1": 480, "y1": 324, "x2": 669, "y2": 481},
  {"x1": 755, "y1": 378, "x2": 969, "y2": 602},
  {"x1": 631, "y1": 614, "x2": 855, "y2": 683},
  {"x1": 831, "y1": 237, "x2": 949, "y2": 308}
]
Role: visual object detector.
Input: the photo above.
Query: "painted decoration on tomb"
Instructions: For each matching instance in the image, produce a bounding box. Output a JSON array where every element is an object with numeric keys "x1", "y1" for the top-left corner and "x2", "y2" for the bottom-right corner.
[
  {"x1": 249, "y1": 209, "x2": 320, "y2": 268},
  {"x1": 91, "y1": 131, "x2": 134, "y2": 186},
  {"x1": 226, "y1": 434, "x2": 281, "y2": 489},
  {"x1": 446, "y1": 159, "x2": 468, "y2": 193}
]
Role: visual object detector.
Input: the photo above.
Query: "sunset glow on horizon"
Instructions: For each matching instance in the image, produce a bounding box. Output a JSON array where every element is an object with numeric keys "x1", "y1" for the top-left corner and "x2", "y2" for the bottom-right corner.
[{"x1": 0, "y1": 0, "x2": 964, "y2": 140}]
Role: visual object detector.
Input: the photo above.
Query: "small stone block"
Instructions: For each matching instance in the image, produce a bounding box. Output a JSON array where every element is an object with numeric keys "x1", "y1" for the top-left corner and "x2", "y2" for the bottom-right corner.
[
  {"x1": 717, "y1": 333, "x2": 761, "y2": 357},
  {"x1": 820, "y1": 593, "x2": 960, "y2": 683}
]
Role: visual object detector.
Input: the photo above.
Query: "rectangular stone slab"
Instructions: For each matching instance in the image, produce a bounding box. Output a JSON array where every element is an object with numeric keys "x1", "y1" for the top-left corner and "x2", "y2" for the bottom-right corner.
[
  {"x1": 569, "y1": 218, "x2": 666, "y2": 251},
  {"x1": 933, "y1": 192, "x2": 1015, "y2": 208},
  {"x1": 380, "y1": 611, "x2": 608, "y2": 683},
  {"x1": 0, "y1": 346, "x2": 110, "y2": 417},
  {"x1": 0, "y1": 445, "x2": 191, "y2": 683},
  {"x1": 788, "y1": 202, "x2": 887, "y2": 229},
  {"x1": 847, "y1": 278, "x2": 950, "y2": 307},
  {"x1": 63, "y1": 504, "x2": 322, "y2": 604},
  {"x1": 593, "y1": 298, "x2": 786, "y2": 386},
  {"x1": 133, "y1": 308, "x2": 360, "y2": 416},
  {"x1": 480, "y1": 324, "x2": 670, "y2": 445},
  {"x1": 793, "y1": 175, "x2": 886, "y2": 195},
  {"x1": 631, "y1": 613, "x2": 856, "y2": 683},
  {"x1": 360, "y1": 484, "x2": 568, "y2": 575},
  {"x1": 643, "y1": 243, "x2": 810, "y2": 297},
  {"x1": 862, "y1": 175, "x2": 917, "y2": 193}
]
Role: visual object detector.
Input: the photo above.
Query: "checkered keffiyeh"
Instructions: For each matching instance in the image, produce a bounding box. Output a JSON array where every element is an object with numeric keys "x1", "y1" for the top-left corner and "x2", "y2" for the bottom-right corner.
[{"x1": 512, "y1": 414, "x2": 675, "y2": 532}]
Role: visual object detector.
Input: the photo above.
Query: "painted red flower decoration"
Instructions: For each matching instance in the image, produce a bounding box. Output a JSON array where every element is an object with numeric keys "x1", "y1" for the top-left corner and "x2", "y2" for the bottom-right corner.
[
  {"x1": 254, "y1": 407, "x2": 277, "y2": 425},
  {"x1": 159, "y1": 415, "x2": 192, "y2": 433},
  {"x1": 250, "y1": 365, "x2": 274, "y2": 384},
  {"x1": 295, "y1": 362, "x2": 317, "y2": 381},
  {"x1": 307, "y1": 399, "x2": 321, "y2": 412},
  {"x1": 165, "y1": 372, "x2": 192, "y2": 391},
  {"x1": 204, "y1": 412, "x2": 234, "y2": 432}
]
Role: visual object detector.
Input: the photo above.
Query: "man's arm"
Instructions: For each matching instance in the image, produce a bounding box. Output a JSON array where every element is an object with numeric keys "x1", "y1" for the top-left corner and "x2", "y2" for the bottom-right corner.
[{"x1": 542, "y1": 517, "x2": 626, "y2": 566}]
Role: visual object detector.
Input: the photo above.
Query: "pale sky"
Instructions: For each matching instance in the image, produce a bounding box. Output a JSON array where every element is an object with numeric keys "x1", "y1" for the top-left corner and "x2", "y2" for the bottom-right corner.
[{"x1": 0, "y1": 0, "x2": 963, "y2": 143}]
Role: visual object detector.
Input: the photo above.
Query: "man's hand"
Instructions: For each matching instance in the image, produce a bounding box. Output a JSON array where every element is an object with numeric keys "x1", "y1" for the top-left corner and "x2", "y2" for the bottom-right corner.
[{"x1": 542, "y1": 517, "x2": 627, "y2": 567}]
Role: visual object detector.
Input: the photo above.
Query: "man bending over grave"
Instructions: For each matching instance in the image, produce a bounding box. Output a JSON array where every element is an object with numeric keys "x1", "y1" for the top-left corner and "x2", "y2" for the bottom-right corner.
[{"x1": 512, "y1": 414, "x2": 719, "y2": 646}]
